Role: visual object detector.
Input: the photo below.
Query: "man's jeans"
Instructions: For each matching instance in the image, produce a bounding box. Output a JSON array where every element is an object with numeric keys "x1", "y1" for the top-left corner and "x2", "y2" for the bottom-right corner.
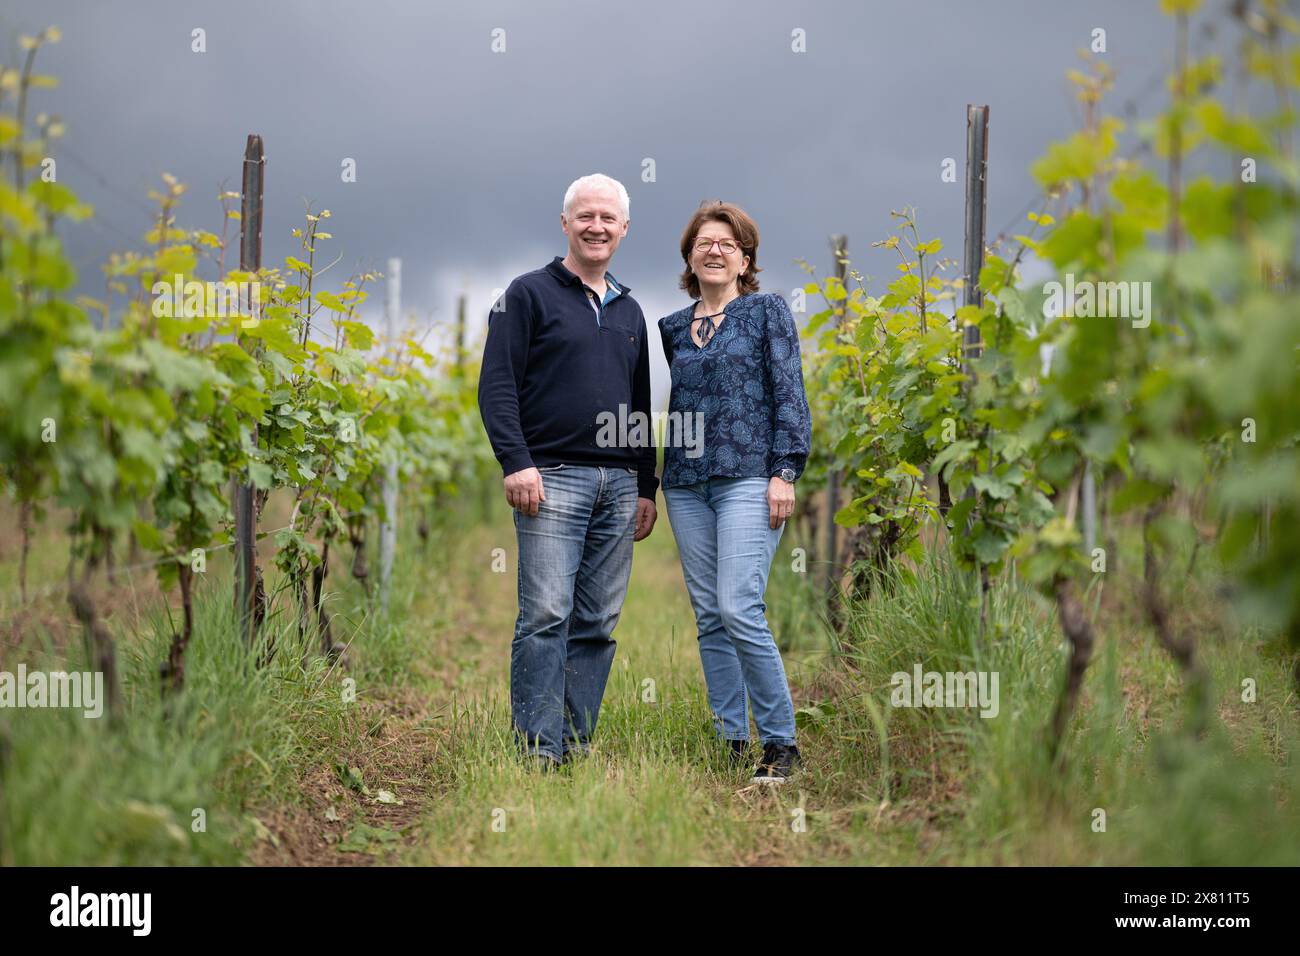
[
  {"x1": 663, "y1": 477, "x2": 797, "y2": 746},
  {"x1": 511, "y1": 464, "x2": 638, "y2": 761}
]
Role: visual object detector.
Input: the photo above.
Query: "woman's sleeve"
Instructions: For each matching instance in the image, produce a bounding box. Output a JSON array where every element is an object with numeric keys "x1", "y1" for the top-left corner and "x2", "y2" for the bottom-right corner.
[
  {"x1": 658, "y1": 316, "x2": 674, "y2": 366},
  {"x1": 763, "y1": 293, "x2": 811, "y2": 480}
]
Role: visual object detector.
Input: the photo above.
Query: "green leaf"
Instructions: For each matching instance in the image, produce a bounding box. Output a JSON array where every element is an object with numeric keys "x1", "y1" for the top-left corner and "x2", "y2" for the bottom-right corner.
[
  {"x1": 247, "y1": 461, "x2": 273, "y2": 490},
  {"x1": 972, "y1": 473, "x2": 1015, "y2": 500},
  {"x1": 132, "y1": 519, "x2": 164, "y2": 551}
]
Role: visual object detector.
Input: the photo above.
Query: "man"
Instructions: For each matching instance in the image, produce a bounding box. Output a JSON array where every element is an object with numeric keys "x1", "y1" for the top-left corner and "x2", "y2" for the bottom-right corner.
[{"x1": 477, "y1": 173, "x2": 658, "y2": 769}]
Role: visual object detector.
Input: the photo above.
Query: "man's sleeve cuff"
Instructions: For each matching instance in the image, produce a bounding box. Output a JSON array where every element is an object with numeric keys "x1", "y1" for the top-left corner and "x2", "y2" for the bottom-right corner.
[{"x1": 500, "y1": 452, "x2": 534, "y2": 476}]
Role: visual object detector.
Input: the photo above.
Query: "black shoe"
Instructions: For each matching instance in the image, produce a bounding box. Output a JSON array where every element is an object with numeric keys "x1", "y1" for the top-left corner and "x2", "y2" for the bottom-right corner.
[
  {"x1": 726, "y1": 739, "x2": 751, "y2": 765},
  {"x1": 751, "y1": 743, "x2": 801, "y2": 784}
]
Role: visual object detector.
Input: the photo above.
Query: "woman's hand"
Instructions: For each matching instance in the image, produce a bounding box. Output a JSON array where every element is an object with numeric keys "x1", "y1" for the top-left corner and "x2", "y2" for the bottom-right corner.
[{"x1": 768, "y1": 475, "x2": 795, "y2": 529}]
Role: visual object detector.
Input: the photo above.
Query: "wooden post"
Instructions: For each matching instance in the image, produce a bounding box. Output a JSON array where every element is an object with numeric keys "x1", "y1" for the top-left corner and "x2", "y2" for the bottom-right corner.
[
  {"x1": 235, "y1": 134, "x2": 265, "y2": 646},
  {"x1": 962, "y1": 105, "x2": 989, "y2": 374},
  {"x1": 961, "y1": 106, "x2": 993, "y2": 630},
  {"x1": 378, "y1": 257, "x2": 400, "y2": 613},
  {"x1": 826, "y1": 235, "x2": 848, "y2": 612},
  {"x1": 455, "y1": 292, "x2": 467, "y2": 376},
  {"x1": 1082, "y1": 461, "x2": 1097, "y2": 555},
  {"x1": 956, "y1": 106, "x2": 990, "y2": 517}
]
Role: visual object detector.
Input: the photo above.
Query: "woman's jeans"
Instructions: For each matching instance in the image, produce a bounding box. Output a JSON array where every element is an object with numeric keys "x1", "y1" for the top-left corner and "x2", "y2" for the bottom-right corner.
[
  {"x1": 511, "y1": 464, "x2": 638, "y2": 762},
  {"x1": 664, "y1": 477, "x2": 797, "y2": 746}
]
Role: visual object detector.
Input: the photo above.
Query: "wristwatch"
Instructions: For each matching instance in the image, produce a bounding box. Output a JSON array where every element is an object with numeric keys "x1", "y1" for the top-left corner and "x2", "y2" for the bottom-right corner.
[{"x1": 778, "y1": 468, "x2": 797, "y2": 484}]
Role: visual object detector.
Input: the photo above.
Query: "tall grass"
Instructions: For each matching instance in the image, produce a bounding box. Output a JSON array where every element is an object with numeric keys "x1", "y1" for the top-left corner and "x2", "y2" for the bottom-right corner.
[
  {"x1": 808, "y1": 545, "x2": 1300, "y2": 865},
  {"x1": 4, "y1": 495, "x2": 1296, "y2": 866},
  {"x1": 0, "y1": 518, "x2": 433, "y2": 865}
]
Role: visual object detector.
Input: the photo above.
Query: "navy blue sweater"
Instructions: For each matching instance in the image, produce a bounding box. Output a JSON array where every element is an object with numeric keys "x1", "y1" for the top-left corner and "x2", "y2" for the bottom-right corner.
[{"x1": 477, "y1": 257, "x2": 659, "y2": 500}]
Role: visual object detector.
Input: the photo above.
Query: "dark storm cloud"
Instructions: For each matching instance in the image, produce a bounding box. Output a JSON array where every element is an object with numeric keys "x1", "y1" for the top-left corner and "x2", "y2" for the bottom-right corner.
[{"x1": 2, "y1": 0, "x2": 1209, "y2": 403}]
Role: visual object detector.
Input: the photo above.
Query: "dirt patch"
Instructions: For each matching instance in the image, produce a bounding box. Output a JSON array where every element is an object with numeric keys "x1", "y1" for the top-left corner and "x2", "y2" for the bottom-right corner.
[{"x1": 248, "y1": 687, "x2": 445, "y2": 866}]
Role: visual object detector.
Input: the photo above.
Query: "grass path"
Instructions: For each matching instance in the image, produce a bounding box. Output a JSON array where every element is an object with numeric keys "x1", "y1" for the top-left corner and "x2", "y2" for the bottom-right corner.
[
  {"x1": 387, "y1": 508, "x2": 881, "y2": 866},
  {"x1": 5, "y1": 494, "x2": 1296, "y2": 866},
  {"x1": 350, "y1": 504, "x2": 1300, "y2": 867}
]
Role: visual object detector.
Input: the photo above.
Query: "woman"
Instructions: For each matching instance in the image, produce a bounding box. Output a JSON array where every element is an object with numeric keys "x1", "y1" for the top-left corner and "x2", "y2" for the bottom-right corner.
[{"x1": 658, "y1": 201, "x2": 812, "y2": 784}]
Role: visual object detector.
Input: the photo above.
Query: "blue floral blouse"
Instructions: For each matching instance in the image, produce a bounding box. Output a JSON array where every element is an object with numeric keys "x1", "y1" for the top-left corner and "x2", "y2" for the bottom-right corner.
[{"x1": 657, "y1": 291, "x2": 812, "y2": 490}]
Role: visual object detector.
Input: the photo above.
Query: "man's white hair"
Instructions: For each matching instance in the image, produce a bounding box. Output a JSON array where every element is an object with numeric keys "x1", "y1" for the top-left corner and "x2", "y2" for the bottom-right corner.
[{"x1": 562, "y1": 173, "x2": 630, "y2": 221}]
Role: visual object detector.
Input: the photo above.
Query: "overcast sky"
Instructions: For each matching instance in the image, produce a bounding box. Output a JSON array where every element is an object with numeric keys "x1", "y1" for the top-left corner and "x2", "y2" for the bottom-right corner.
[{"x1": 3, "y1": 0, "x2": 1239, "y2": 405}]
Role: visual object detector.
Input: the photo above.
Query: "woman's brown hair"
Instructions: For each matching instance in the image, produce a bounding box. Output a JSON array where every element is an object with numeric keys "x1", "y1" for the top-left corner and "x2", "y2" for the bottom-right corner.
[{"x1": 678, "y1": 200, "x2": 762, "y2": 300}]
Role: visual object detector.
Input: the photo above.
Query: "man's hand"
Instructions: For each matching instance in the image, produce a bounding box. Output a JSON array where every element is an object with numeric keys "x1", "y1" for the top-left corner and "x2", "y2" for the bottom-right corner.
[
  {"x1": 504, "y1": 466, "x2": 545, "y2": 516},
  {"x1": 768, "y1": 476, "x2": 795, "y2": 529},
  {"x1": 634, "y1": 497, "x2": 657, "y2": 541}
]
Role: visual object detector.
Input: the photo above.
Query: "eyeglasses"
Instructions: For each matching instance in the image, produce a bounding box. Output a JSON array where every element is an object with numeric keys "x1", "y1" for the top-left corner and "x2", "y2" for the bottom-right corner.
[{"x1": 694, "y1": 237, "x2": 740, "y2": 255}]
